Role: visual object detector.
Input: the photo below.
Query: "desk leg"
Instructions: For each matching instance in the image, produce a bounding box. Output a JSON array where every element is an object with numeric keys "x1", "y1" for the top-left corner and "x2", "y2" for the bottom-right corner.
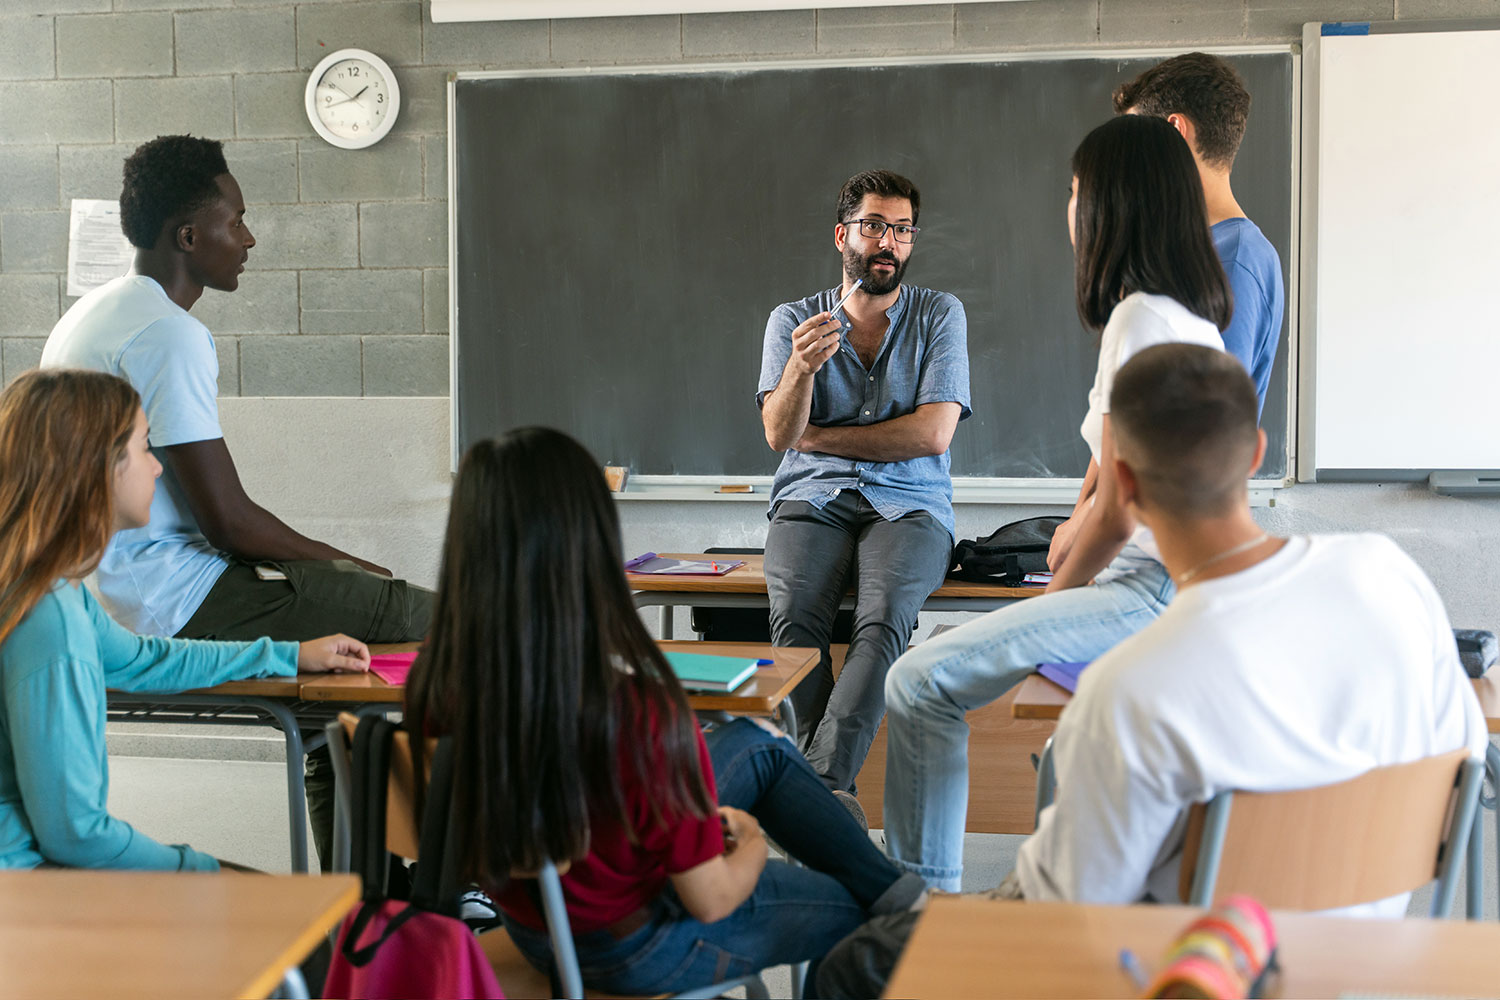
[
  {"x1": 1034, "y1": 737, "x2": 1056, "y2": 828},
  {"x1": 659, "y1": 604, "x2": 674, "y2": 639},
  {"x1": 776, "y1": 696, "x2": 799, "y2": 745},
  {"x1": 245, "y1": 697, "x2": 312, "y2": 875}
]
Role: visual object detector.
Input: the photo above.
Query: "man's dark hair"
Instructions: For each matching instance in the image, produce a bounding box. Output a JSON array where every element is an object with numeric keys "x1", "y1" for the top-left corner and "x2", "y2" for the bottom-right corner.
[
  {"x1": 1112, "y1": 52, "x2": 1251, "y2": 168},
  {"x1": 1071, "y1": 115, "x2": 1232, "y2": 334},
  {"x1": 1110, "y1": 343, "x2": 1260, "y2": 517},
  {"x1": 836, "y1": 169, "x2": 921, "y2": 225},
  {"x1": 119, "y1": 135, "x2": 230, "y2": 249}
]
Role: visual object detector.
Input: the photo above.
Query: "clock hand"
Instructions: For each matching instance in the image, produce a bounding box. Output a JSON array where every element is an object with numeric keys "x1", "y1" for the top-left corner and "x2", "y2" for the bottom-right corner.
[{"x1": 326, "y1": 85, "x2": 371, "y2": 109}]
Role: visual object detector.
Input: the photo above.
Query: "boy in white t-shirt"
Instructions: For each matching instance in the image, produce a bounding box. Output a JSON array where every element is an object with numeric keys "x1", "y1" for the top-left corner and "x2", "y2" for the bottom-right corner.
[{"x1": 818, "y1": 344, "x2": 1486, "y2": 998}]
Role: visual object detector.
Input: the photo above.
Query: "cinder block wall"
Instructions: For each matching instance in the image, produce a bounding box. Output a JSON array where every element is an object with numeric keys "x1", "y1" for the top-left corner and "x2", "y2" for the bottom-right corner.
[{"x1": 0, "y1": 0, "x2": 1469, "y2": 396}]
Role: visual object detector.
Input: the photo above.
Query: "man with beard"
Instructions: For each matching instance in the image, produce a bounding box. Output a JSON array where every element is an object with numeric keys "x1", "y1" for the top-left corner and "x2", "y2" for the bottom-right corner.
[{"x1": 757, "y1": 169, "x2": 970, "y2": 816}]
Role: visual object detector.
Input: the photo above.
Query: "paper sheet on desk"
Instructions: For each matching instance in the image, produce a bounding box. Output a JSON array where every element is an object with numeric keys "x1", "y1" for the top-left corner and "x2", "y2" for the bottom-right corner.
[
  {"x1": 66, "y1": 199, "x2": 134, "y2": 297},
  {"x1": 370, "y1": 652, "x2": 418, "y2": 685},
  {"x1": 625, "y1": 553, "x2": 744, "y2": 575}
]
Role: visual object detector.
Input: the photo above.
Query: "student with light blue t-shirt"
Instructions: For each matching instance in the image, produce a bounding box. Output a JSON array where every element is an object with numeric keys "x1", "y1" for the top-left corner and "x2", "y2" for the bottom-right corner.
[
  {"x1": 41, "y1": 135, "x2": 433, "y2": 870},
  {"x1": 0, "y1": 370, "x2": 367, "y2": 871}
]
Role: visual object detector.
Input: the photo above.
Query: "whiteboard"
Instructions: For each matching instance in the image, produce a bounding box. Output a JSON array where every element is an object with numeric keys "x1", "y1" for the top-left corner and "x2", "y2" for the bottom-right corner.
[{"x1": 1301, "y1": 25, "x2": 1500, "y2": 478}]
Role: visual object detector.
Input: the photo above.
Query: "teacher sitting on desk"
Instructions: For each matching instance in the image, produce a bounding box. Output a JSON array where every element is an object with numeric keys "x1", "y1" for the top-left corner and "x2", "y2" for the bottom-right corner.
[{"x1": 757, "y1": 169, "x2": 970, "y2": 816}]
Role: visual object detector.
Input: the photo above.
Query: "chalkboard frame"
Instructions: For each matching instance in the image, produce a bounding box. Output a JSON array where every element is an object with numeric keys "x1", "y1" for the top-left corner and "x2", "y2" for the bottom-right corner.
[{"x1": 447, "y1": 45, "x2": 1298, "y2": 501}]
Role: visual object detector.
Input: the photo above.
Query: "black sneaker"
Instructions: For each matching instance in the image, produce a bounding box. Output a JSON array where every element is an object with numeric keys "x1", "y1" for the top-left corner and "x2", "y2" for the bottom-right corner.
[
  {"x1": 832, "y1": 789, "x2": 869, "y2": 833},
  {"x1": 457, "y1": 886, "x2": 503, "y2": 934}
]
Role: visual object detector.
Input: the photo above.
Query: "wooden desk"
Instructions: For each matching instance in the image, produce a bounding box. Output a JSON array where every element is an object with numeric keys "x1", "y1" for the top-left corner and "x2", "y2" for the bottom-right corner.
[
  {"x1": 0, "y1": 870, "x2": 358, "y2": 1000},
  {"x1": 884, "y1": 895, "x2": 1500, "y2": 999},
  {"x1": 316, "y1": 641, "x2": 819, "y2": 735},
  {"x1": 628, "y1": 553, "x2": 1042, "y2": 636}
]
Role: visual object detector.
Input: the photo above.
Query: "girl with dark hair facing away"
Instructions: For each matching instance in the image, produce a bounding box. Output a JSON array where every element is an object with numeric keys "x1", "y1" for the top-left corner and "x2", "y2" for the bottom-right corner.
[
  {"x1": 405, "y1": 426, "x2": 925, "y2": 996},
  {"x1": 0, "y1": 369, "x2": 368, "y2": 871},
  {"x1": 880, "y1": 113, "x2": 1233, "y2": 892}
]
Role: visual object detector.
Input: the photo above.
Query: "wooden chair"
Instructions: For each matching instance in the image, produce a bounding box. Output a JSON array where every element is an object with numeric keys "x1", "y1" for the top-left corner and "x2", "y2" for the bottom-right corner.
[
  {"x1": 1178, "y1": 748, "x2": 1483, "y2": 917},
  {"x1": 327, "y1": 713, "x2": 773, "y2": 1000}
]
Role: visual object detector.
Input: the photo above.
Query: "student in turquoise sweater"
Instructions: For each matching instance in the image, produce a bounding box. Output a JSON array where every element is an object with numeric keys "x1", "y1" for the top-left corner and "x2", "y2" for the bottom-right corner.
[{"x1": 0, "y1": 369, "x2": 368, "y2": 872}]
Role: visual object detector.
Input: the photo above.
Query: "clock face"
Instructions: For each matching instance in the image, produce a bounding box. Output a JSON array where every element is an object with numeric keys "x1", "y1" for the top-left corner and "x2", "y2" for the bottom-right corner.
[{"x1": 305, "y1": 48, "x2": 400, "y2": 149}]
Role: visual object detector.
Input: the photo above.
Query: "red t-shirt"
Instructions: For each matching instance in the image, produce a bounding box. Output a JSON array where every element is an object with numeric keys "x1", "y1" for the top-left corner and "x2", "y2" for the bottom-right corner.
[{"x1": 495, "y1": 715, "x2": 723, "y2": 933}]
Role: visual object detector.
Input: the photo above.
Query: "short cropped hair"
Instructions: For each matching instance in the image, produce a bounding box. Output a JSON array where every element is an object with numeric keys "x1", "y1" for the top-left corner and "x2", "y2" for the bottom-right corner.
[
  {"x1": 836, "y1": 169, "x2": 921, "y2": 226},
  {"x1": 119, "y1": 135, "x2": 230, "y2": 249},
  {"x1": 1112, "y1": 52, "x2": 1251, "y2": 168},
  {"x1": 1110, "y1": 344, "x2": 1260, "y2": 517}
]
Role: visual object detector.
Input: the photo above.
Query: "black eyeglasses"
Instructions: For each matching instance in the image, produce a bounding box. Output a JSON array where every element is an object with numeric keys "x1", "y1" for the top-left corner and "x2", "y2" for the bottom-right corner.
[{"x1": 843, "y1": 218, "x2": 921, "y2": 244}]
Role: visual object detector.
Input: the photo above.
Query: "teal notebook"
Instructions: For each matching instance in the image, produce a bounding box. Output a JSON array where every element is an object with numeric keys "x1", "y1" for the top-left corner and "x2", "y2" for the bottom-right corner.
[{"x1": 664, "y1": 652, "x2": 760, "y2": 693}]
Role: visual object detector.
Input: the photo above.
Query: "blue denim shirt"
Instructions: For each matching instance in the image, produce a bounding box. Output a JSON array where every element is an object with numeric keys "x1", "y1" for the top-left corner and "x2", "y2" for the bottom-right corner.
[{"x1": 757, "y1": 284, "x2": 971, "y2": 540}]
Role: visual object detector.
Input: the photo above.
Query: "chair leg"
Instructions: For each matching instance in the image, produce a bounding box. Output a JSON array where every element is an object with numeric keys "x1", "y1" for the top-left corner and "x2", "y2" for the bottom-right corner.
[
  {"x1": 277, "y1": 968, "x2": 310, "y2": 999},
  {"x1": 1467, "y1": 805, "x2": 1484, "y2": 920},
  {"x1": 1033, "y1": 737, "x2": 1056, "y2": 826},
  {"x1": 790, "y1": 960, "x2": 809, "y2": 999}
]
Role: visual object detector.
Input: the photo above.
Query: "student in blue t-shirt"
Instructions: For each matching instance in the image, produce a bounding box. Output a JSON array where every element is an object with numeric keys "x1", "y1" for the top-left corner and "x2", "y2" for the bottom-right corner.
[
  {"x1": 41, "y1": 135, "x2": 433, "y2": 870},
  {"x1": 0, "y1": 369, "x2": 368, "y2": 871},
  {"x1": 1047, "y1": 52, "x2": 1288, "y2": 584},
  {"x1": 1112, "y1": 52, "x2": 1286, "y2": 410}
]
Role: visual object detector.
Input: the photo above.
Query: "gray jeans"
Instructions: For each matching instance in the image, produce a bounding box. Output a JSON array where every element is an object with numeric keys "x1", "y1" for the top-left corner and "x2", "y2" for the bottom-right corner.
[{"x1": 763, "y1": 491, "x2": 951, "y2": 793}]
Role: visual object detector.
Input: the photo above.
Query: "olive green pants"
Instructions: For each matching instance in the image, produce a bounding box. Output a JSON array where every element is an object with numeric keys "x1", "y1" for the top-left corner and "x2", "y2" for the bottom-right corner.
[{"x1": 176, "y1": 558, "x2": 435, "y2": 871}]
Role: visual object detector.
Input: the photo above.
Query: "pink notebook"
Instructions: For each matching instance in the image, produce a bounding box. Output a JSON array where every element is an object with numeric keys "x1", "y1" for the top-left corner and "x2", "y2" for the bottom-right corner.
[{"x1": 370, "y1": 651, "x2": 418, "y2": 685}]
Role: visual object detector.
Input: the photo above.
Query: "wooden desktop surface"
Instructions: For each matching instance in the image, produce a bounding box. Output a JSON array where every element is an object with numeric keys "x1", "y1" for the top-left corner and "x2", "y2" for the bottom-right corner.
[
  {"x1": 1014, "y1": 672, "x2": 1500, "y2": 730},
  {"x1": 0, "y1": 870, "x2": 358, "y2": 1000},
  {"x1": 628, "y1": 553, "x2": 1044, "y2": 600},
  {"x1": 884, "y1": 895, "x2": 1500, "y2": 999},
  {"x1": 299, "y1": 640, "x2": 818, "y2": 714}
]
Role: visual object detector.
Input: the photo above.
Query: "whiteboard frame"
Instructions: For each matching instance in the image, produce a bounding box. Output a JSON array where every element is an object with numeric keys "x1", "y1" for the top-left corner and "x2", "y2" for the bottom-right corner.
[
  {"x1": 1298, "y1": 18, "x2": 1500, "y2": 481},
  {"x1": 448, "y1": 43, "x2": 1298, "y2": 503}
]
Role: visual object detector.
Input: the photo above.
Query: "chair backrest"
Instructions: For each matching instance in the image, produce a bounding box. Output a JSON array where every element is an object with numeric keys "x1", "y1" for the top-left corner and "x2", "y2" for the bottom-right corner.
[
  {"x1": 1179, "y1": 748, "x2": 1482, "y2": 915},
  {"x1": 339, "y1": 712, "x2": 422, "y2": 859},
  {"x1": 334, "y1": 713, "x2": 585, "y2": 999}
]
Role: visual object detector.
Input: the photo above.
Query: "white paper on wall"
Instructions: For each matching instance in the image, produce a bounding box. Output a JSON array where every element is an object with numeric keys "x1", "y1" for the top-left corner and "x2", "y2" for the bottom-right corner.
[{"x1": 66, "y1": 199, "x2": 135, "y2": 297}]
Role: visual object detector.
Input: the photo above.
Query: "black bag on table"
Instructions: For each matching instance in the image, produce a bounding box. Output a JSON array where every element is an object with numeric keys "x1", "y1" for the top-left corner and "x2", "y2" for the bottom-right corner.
[{"x1": 949, "y1": 516, "x2": 1067, "y2": 585}]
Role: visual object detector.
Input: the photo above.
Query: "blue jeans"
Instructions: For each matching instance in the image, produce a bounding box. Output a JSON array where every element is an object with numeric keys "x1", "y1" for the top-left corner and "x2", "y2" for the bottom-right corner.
[
  {"x1": 882, "y1": 547, "x2": 1175, "y2": 891},
  {"x1": 503, "y1": 719, "x2": 919, "y2": 996}
]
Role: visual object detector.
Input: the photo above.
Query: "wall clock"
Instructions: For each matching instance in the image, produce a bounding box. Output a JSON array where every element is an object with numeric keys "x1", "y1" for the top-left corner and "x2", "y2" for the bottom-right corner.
[{"x1": 305, "y1": 48, "x2": 401, "y2": 149}]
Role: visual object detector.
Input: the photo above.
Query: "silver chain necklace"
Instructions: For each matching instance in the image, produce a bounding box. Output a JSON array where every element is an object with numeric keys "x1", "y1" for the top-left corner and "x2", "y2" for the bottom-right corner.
[{"x1": 1177, "y1": 533, "x2": 1271, "y2": 585}]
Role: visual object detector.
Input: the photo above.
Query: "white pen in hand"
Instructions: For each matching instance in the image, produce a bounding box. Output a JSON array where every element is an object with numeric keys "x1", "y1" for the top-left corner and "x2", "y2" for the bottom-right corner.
[{"x1": 830, "y1": 278, "x2": 863, "y2": 321}]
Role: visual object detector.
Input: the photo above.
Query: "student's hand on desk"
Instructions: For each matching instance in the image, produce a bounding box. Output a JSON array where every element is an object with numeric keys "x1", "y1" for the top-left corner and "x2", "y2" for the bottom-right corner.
[
  {"x1": 788, "y1": 312, "x2": 842, "y2": 376},
  {"x1": 297, "y1": 634, "x2": 371, "y2": 673},
  {"x1": 718, "y1": 806, "x2": 762, "y2": 855}
]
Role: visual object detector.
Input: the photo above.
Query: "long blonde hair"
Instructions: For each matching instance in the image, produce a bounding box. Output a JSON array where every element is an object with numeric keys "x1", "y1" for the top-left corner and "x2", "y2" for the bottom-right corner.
[{"x1": 0, "y1": 369, "x2": 140, "y2": 645}]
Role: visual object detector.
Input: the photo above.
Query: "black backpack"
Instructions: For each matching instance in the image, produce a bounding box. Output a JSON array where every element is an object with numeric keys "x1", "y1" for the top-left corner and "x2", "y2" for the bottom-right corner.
[{"x1": 949, "y1": 516, "x2": 1067, "y2": 585}]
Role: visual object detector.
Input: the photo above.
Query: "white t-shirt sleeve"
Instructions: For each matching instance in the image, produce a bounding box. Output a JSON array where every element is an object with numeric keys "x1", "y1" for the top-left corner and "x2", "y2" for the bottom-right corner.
[{"x1": 119, "y1": 316, "x2": 223, "y2": 448}]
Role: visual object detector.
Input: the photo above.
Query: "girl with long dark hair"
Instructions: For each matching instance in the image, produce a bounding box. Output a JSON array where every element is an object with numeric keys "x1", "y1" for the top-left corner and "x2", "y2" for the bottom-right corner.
[
  {"x1": 0, "y1": 369, "x2": 368, "y2": 871},
  {"x1": 405, "y1": 426, "x2": 923, "y2": 996},
  {"x1": 879, "y1": 113, "x2": 1234, "y2": 891}
]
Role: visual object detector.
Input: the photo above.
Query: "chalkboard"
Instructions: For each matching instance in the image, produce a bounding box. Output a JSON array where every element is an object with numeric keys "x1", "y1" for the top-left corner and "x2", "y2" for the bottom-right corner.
[{"x1": 452, "y1": 51, "x2": 1293, "y2": 480}]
